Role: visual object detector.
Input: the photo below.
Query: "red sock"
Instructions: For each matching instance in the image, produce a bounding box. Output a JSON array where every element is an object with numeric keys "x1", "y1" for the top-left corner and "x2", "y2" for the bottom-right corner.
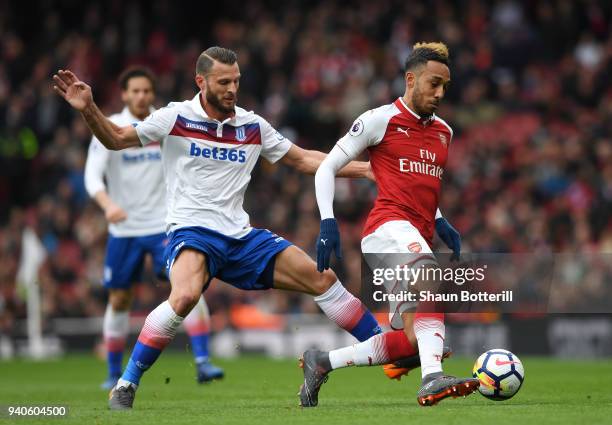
[{"x1": 384, "y1": 330, "x2": 418, "y2": 361}]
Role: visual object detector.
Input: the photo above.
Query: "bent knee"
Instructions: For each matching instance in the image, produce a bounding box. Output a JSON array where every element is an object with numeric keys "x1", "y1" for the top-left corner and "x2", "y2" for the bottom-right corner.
[
  {"x1": 169, "y1": 290, "x2": 201, "y2": 316},
  {"x1": 310, "y1": 269, "x2": 338, "y2": 296}
]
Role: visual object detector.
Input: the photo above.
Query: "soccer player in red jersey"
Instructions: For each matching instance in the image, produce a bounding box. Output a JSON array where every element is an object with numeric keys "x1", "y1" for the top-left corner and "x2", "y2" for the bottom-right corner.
[{"x1": 300, "y1": 42, "x2": 480, "y2": 407}]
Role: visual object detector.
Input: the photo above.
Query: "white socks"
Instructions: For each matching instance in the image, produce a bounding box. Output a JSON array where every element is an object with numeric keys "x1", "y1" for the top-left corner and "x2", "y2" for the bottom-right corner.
[
  {"x1": 414, "y1": 316, "x2": 445, "y2": 378},
  {"x1": 329, "y1": 333, "x2": 387, "y2": 369},
  {"x1": 314, "y1": 280, "x2": 363, "y2": 330},
  {"x1": 103, "y1": 304, "x2": 129, "y2": 344},
  {"x1": 139, "y1": 301, "x2": 185, "y2": 347}
]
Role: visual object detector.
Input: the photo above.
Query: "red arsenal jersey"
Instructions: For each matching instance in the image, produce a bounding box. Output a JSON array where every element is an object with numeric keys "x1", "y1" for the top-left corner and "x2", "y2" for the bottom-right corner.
[{"x1": 336, "y1": 98, "x2": 453, "y2": 246}]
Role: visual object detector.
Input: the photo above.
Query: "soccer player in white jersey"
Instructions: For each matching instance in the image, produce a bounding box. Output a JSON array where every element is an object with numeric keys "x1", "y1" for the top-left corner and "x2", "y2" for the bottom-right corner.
[
  {"x1": 53, "y1": 46, "x2": 384, "y2": 410},
  {"x1": 300, "y1": 42, "x2": 480, "y2": 407},
  {"x1": 83, "y1": 67, "x2": 223, "y2": 390}
]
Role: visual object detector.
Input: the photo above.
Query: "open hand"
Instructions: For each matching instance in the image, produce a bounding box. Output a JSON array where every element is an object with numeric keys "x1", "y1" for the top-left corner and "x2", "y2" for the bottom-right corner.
[{"x1": 52, "y1": 69, "x2": 93, "y2": 111}]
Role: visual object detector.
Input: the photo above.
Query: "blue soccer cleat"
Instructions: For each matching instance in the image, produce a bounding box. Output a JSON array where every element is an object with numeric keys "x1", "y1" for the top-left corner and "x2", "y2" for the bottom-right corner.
[{"x1": 196, "y1": 361, "x2": 224, "y2": 383}]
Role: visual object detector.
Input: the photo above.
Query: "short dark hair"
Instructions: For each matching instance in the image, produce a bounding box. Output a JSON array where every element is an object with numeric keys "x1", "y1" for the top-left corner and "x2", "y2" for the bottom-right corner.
[
  {"x1": 196, "y1": 46, "x2": 238, "y2": 75},
  {"x1": 118, "y1": 67, "x2": 156, "y2": 91},
  {"x1": 404, "y1": 42, "x2": 450, "y2": 72}
]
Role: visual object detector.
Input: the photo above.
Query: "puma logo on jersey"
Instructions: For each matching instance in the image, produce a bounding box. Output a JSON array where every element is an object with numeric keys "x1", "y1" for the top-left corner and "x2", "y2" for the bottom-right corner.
[{"x1": 396, "y1": 127, "x2": 410, "y2": 137}]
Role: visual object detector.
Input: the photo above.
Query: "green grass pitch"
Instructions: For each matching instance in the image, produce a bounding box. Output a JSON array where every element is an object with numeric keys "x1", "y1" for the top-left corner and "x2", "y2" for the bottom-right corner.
[{"x1": 0, "y1": 353, "x2": 611, "y2": 424}]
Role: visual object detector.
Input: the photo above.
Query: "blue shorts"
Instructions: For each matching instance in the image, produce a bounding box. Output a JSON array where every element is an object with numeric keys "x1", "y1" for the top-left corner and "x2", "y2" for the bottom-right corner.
[
  {"x1": 164, "y1": 226, "x2": 292, "y2": 291},
  {"x1": 103, "y1": 232, "x2": 168, "y2": 289}
]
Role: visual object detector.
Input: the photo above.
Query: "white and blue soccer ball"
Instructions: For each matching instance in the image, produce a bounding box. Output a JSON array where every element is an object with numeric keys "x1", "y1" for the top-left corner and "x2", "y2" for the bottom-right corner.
[{"x1": 472, "y1": 349, "x2": 524, "y2": 400}]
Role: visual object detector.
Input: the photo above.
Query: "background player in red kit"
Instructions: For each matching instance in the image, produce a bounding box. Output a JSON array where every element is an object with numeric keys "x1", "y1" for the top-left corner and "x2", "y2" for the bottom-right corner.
[{"x1": 299, "y1": 42, "x2": 479, "y2": 407}]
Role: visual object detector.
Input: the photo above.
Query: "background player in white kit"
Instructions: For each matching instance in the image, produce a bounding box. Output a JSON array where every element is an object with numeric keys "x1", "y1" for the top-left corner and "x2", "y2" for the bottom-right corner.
[
  {"x1": 301, "y1": 42, "x2": 480, "y2": 407},
  {"x1": 83, "y1": 67, "x2": 223, "y2": 390},
  {"x1": 53, "y1": 47, "x2": 383, "y2": 410}
]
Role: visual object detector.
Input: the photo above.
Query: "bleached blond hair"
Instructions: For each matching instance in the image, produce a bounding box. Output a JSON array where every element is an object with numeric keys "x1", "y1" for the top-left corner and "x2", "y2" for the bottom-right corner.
[{"x1": 405, "y1": 41, "x2": 450, "y2": 71}]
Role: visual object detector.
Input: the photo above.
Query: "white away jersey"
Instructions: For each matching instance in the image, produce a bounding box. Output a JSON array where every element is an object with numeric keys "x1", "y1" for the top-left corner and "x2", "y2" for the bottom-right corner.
[
  {"x1": 135, "y1": 93, "x2": 293, "y2": 237},
  {"x1": 84, "y1": 107, "x2": 166, "y2": 237}
]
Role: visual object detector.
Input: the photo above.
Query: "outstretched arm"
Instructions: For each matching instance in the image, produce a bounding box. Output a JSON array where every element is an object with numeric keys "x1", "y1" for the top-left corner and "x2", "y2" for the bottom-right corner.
[
  {"x1": 312, "y1": 111, "x2": 380, "y2": 271},
  {"x1": 279, "y1": 144, "x2": 373, "y2": 180},
  {"x1": 53, "y1": 69, "x2": 140, "y2": 150},
  {"x1": 314, "y1": 144, "x2": 365, "y2": 271}
]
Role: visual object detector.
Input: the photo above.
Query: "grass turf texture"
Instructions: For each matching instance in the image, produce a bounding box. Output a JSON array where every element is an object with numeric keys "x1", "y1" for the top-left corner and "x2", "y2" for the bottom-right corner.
[{"x1": 0, "y1": 354, "x2": 611, "y2": 425}]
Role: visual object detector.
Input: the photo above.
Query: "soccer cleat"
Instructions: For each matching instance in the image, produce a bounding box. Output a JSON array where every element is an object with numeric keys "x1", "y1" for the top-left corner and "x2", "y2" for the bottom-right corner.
[
  {"x1": 108, "y1": 384, "x2": 136, "y2": 410},
  {"x1": 100, "y1": 376, "x2": 120, "y2": 390},
  {"x1": 416, "y1": 375, "x2": 480, "y2": 406},
  {"x1": 196, "y1": 361, "x2": 225, "y2": 383},
  {"x1": 383, "y1": 346, "x2": 452, "y2": 381},
  {"x1": 298, "y1": 349, "x2": 332, "y2": 407}
]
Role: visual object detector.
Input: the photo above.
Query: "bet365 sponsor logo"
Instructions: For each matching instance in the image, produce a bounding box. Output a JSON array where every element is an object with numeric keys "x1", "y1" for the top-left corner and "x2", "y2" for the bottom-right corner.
[
  {"x1": 189, "y1": 142, "x2": 246, "y2": 163},
  {"x1": 122, "y1": 151, "x2": 162, "y2": 163}
]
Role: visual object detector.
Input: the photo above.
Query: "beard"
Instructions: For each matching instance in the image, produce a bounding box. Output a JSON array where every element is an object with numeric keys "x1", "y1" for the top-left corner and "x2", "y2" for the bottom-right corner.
[
  {"x1": 206, "y1": 90, "x2": 236, "y2": 114},
  {"x1": 411, "y1": 90, "x2": 434, "y2": 119}
]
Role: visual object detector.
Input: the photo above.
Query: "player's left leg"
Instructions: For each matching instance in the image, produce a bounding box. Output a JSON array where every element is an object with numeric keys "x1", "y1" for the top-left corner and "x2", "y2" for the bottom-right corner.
[
  {"x1": 299, "y1": 329, "x2": 417, "y2": 407},
  {"x1": 272, "y1": 245, "x2": 381, "y2": 342},
  {"x1": 100, "y1": 235, "x2": 144, "y2": 390},
  {"x1": 101, "y1": 289, "x2": 132, "y2": 390},
  {"x1": 183, "y1": 296, "x2": 224, "y2": 383}
]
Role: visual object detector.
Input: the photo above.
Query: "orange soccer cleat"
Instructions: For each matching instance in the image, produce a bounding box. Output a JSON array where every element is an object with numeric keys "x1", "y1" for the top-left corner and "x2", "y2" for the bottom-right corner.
[{"x1": 383, "y1": 346, "x2": 452, "y2": 381}]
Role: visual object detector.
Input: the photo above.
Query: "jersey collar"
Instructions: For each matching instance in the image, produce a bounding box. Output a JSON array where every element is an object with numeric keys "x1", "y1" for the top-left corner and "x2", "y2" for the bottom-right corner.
[
  {"x1": 190, "y1": 92, "x2": 254, "y2": 126},
  {"x1": 395, "y1": 97, "x2": 436, "y2": 126}
]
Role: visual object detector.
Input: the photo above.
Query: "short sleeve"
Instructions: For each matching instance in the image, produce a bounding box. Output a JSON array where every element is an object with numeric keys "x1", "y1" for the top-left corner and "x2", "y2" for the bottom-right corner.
[
  {"x1": 135, "y1": 104, "x2": 179, "y2": 146},
  {"x1": 259, "y1": 118, "x2": 292, "y2": 163},
  {"x1": 336, "y1": 109, "x2": 388, "y2": 158}
]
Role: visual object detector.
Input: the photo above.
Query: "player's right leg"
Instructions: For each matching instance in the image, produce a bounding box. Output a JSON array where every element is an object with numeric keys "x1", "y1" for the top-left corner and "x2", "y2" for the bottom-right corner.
[
  {"x1": 145, "y1": 232, "x2": 224, "y2": 383},
  {"x1": 109, "y1": 249, "x2": 209, "y2": 410},
  {"x1": 100, "y1": 235, "x2": 143, "y2": 390},
  {"x1": 382, "y1": 312, "x2": 452, "y2": 380},
  {"x1": 411, "y1": 310, "x2": 478, "y2": 406}
]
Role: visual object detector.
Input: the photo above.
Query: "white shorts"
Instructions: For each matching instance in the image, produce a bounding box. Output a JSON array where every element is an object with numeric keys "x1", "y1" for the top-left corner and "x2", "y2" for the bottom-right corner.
[{"x1": 361, "y1": 220, "x2": 437, "y2": 330}]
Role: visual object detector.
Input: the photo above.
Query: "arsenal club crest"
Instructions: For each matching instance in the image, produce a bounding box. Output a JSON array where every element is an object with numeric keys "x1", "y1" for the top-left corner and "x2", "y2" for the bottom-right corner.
[{"x1": 438, "y1": 132, "x2": 448, "y2": 147}]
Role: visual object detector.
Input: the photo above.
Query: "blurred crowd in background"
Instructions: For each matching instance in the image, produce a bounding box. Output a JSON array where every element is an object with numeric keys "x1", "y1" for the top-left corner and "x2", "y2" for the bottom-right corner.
[{"x1": 1, "y1": 0, "x2": 611, "y2": 337}]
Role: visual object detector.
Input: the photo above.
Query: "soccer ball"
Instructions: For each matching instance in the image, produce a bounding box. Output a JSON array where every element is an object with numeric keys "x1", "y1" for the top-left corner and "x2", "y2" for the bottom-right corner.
[{"x1": 472, "y1": 349, "x2": 524, "y2": 400}]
